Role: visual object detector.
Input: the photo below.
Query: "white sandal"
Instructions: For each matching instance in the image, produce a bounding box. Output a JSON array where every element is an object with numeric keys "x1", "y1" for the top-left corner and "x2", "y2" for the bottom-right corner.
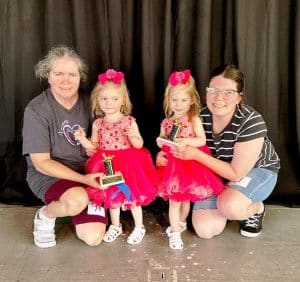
[
  {"x1": 165, "y1": 221, "x2": 187, "y2": 235},
  {"x1": 127, "y1": 226, "x2": 146, "y2": 245},
  {"x1": 103, "y1": 224, "x2": 123, "y2": 243},
  {"x1": 168, "y1": 231, "x2": 183, "y2": 250}
]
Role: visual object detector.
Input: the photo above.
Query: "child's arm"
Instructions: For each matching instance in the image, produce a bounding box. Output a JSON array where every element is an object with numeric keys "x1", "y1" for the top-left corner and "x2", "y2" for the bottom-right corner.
[
  {"x1": 74, "y1": 123, "x2": 99, "y2": 150},
  {"x1": 126, "y1": 120, "x2": 144, "y2": 149},
  {"x1": 174, "y1": 116, "x2": 206, "y2": 147}
]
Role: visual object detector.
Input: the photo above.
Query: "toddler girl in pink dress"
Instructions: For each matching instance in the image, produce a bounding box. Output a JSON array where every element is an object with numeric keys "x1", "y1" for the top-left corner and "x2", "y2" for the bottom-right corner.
[
  {"x1": 157, "y1": 70, "x2": 224, "y2": 250},
  {"x1": 75, "y1": 69, "x2": 157, "y2": 245}
]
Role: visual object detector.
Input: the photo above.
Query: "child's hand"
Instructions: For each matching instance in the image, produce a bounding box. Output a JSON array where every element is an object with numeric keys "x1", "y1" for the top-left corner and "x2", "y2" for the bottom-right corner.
[
  {"x1": 86, "y1": 147, "x2": 97, "y2": 157},
  {"x1": 126, "y1": 124, "x2": 140, "y2": 138},
  {"x1": 126, "y1": 122, "x2": 143, "y2": 148},
  {"x1": 74, "y1": 127, "x2": 86, "y2": 141},
  {"x1": 156, "y1": 151, "x2": 168, "y2": 166},
  {"x1": 156, "y1": 137, "x2": 164, "y2": 148}
]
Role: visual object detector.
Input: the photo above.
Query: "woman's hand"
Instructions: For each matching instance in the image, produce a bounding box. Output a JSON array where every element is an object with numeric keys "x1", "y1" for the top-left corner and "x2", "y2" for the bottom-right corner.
[
  {"x1": 170, "y1": 145, "x2": 198, "y2": 160},
  {"x1": 156, "y1": 151, "x2": 168, "y2": 166},
  {"x1": 83, "y1": 172, "x2": 103, "y2": 189},
  {"x1": 173, "y1": 137, "x2": 188, "y2": 147}
]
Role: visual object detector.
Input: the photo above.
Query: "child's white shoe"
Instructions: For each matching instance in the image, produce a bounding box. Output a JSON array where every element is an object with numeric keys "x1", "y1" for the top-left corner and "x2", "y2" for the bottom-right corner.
[
  {"x1": 165, "y1": 221, "x2": 187, "y2": 235},
  {"x1": 127, "y1": 226, "x2": 146, "y2": 245},
  {"x1": 103, "y1": 224, "x2": 123, "y2": 243},
  {"x1": 168, "y1": 231, "x2": 183, "y2": 250}
]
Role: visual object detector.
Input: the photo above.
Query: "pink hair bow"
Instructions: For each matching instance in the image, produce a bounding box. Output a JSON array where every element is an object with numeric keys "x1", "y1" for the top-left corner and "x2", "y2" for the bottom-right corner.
[
  {"x1": 169, "y1": 69, "x2": 191, "y2": 86},
  {"x1": 98, "y1": 69, "x2": 124, "y2": 85}
]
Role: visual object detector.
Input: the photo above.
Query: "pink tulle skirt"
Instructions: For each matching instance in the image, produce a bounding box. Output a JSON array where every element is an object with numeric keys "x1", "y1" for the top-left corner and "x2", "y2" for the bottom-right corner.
[
  {"x1": 157, "y1": 145, "x2": 224, "y2": 202},
  {"x1": 85, "y1": 147, "x2": 158, "y2": 209}
]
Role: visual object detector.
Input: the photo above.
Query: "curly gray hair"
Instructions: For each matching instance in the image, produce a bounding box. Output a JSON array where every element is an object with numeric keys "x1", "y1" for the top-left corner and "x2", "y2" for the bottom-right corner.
[{"x1": 34, "y1": 45, "x2": 88, "y2": 82}]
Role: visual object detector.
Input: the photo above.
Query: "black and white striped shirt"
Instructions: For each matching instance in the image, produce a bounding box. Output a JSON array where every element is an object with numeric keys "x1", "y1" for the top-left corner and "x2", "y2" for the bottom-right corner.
[{"x1": 201, "y1": 104, "x2": 280, "y2": 172}]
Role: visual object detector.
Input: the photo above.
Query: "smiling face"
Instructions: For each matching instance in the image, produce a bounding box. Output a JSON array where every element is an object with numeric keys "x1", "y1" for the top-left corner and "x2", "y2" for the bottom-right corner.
[
  {"x1": 206, "y1": 75, "x2": 242, "y2": 118},
  {"x1": 169, "y1": 88, "x2": 193, "y2": 119},
  {"x1": 98, "y1": 85, "x2": 124, "y2": 118},
  {"x1": 48, "y1": 57, "x2": 80, "y2": 103}
]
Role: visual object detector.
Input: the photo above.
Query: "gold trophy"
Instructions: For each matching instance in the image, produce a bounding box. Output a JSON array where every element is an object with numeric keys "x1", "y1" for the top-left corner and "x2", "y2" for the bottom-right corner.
[
  {"x1": 99, "y1": 154, "x2": 125, "y2": 188},
  {"x1": 157, "y1": 119, "x2": 182, "y2": 147}
]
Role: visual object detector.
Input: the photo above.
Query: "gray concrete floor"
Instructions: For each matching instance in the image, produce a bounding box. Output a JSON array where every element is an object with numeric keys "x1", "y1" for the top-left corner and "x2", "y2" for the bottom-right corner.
[{"x1": 0, "y1": 202, "x2": 299, "y2": 282}]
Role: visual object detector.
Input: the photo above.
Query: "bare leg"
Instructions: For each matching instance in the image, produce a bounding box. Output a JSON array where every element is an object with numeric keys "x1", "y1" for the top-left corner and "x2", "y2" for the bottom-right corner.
[
  {"x1": 109, "y1": 208, "x2": 121, "y2": 227},
  {"x1": 127, "y1": 206, "x2": 146, "y2": 245},
  {"x1": 179, "y1": 201, "x2": 190, "y2": 223},
  {"x1": 76, "y1": 222, "x2": 106, "y2": 246},
  {"x1": 38, "y1": 186, "x2": 106, "y2": 247},
  {"x1": 131, "y1": 206, "x2": 144, "y2": 228},
  {"x1": 168, "y1": 200, "x2": 185, "y2": 250},
  {"x1": 169, "y1": 200, "x2": 181, "y2": 232},
  {"x1": 40, "y1": 187, "x2": 89, "y2": 219},
  {"x1": 217, "y1": 188, "x2": 264, "y2": 220}
]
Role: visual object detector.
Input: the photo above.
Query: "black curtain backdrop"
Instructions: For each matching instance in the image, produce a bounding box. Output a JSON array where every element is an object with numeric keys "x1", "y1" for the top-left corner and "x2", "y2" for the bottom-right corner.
[{"x1": 0, "y1": 0, "x2": 299, "y2": 206}]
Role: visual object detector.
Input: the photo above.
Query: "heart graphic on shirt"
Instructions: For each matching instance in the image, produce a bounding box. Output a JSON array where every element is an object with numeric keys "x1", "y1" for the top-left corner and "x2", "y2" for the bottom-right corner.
[{"x1": 61, "y1": 123, "x2": 81, "y2": 146}]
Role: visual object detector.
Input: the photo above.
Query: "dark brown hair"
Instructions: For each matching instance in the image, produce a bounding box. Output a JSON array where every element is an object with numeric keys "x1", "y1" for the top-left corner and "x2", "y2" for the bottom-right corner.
[
  {"x1": 209, "y1": 64, "x2": 245, "y2": 103},
  {"x1": 209, "y1": 64, "x2": 244, "y2": 92}
]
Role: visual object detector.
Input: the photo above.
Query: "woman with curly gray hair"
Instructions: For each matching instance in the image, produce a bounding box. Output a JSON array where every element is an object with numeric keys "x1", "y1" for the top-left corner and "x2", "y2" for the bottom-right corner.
[{"x1": 23, "y1": 45, "x2": 107, "y2": 248}]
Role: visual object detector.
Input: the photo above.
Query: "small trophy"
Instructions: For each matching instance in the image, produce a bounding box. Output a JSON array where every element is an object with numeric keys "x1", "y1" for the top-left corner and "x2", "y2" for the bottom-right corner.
[
  {"x1": 157, "y1": 119, "x2": 182, "y2": 147},
  {"x1": 99, "y1": 154, "x2": 125, "y2": 188}
]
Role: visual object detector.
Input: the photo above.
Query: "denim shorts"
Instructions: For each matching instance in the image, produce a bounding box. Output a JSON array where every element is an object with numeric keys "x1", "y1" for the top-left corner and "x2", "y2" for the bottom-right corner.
[{"x1": 193, "y1": 167, "x2": 278, "y2": 210}]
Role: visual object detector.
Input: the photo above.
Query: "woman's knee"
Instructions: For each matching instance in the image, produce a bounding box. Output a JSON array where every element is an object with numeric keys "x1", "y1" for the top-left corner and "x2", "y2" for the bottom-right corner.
[
  {"x1": 217, "y1": 192, "x2": 250, "y2": 220},
  {"x1": 193, "y1": 222, "x2": 216, "y2": 239},
  {"x1": 61, "y1": 187, "x2": 89, "y2": 216},
  {"x1": 76, "y1": 223, "x2": 106, "y2": 246},
  {"x1": 79, "y1": 232, "x2": 103, "y2": 247},
  {"x1": 192, "y1": 210, "x2": 226, "y2": 239}
]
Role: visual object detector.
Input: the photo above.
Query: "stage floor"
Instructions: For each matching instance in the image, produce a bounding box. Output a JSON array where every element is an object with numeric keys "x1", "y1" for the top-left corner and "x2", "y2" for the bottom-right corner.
[{"x1": 0, "y1": 202, "x2": 299, "y2": 281}]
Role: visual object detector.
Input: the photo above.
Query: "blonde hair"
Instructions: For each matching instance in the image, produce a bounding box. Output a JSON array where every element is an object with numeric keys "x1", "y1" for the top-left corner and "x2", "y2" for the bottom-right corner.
[
  {"x1": 163, "y1": 75, "x2": 201, "y2": 120},
  {"x1": 91, "y1": 80, "x2": 132, "y2": 118}
]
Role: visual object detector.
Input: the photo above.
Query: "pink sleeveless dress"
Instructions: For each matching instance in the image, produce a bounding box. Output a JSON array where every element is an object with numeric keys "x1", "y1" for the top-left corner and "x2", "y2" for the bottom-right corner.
[
  {"x1": 157, "y1": 116, "x2": 224, "y2": 202},
  {"x1": 85, "y1": 116, "x2": 157, "y2": 209}
]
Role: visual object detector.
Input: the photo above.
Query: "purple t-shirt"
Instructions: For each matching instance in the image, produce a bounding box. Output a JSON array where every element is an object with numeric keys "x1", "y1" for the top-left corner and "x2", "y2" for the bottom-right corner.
[{"x1": 22, "y1": 88, "x2": 91, "y2": 201}]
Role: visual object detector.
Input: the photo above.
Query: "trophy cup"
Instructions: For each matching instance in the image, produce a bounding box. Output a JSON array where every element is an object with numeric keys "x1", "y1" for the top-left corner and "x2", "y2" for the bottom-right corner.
[
  {"x1": 157, "y1": 119, "x2": 182, "y2": 147},
  {"x1": 99, "y1": 154, "x2": 125, "y2": 188}
]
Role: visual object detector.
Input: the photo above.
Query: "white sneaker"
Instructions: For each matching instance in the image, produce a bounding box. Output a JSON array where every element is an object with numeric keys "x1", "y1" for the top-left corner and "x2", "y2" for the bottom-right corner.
[{"x1": 33, "y1": 207, "x2": 56, "y2": 248}]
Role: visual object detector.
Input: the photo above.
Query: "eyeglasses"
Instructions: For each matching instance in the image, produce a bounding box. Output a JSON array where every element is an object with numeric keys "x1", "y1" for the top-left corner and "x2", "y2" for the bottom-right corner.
[{"x1": 206, "y1": 87, "x2": 239, "y2": 99}]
